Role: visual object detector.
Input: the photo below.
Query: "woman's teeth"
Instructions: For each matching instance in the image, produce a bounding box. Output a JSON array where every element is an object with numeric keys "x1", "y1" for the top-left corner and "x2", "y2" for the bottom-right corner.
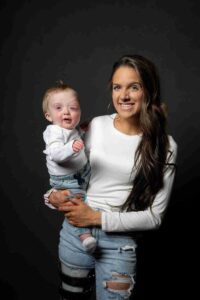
[{"x1": 120, "y1": 103, "x2": 134, "y2": 110}]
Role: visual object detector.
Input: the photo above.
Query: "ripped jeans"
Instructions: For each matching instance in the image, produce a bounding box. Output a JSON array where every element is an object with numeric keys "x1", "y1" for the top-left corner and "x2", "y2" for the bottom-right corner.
[{"x1": 59, "y1": 219, "x2": 137, "y2": 299}]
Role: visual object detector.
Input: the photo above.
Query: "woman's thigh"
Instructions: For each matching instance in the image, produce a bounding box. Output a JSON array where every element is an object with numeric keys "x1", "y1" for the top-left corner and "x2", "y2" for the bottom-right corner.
[
  {"x1": 59, "y1": 219, "x2": 95, "y2": 269},
  {"x1": 59, "y1": 220, "x2": 96, "y2": 298},
  {"x1": 95, "y1": 231, "x2": 137, "y2": 300},
  {"x1": 59, "y1": 221, "x2": 137, "y2": 299}
]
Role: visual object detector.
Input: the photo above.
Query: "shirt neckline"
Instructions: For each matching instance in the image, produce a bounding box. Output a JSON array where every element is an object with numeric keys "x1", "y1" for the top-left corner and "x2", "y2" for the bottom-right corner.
[{"x1": 110, "y1": 113, "x2": 142, "y2": 138}]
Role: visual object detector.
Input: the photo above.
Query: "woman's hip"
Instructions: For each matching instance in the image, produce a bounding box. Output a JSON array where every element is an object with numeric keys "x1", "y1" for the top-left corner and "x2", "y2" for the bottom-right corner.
[{"x1": 59, "y1": 219, "x2": 137, "y2": 266}]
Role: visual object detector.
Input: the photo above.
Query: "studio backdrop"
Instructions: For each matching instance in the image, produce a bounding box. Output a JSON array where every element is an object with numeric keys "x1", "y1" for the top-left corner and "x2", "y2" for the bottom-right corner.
[{"x1": 0, "y1": 0, "x2": 199, "y2": 299}]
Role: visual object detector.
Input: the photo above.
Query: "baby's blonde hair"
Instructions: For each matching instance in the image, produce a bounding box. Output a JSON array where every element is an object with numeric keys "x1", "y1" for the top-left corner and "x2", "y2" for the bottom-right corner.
[{"x1": 42, "y1": 80, "x2": 79, "y2": 115}]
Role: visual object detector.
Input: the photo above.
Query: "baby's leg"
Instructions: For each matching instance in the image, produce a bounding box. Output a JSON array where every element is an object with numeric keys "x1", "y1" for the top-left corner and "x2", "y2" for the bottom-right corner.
[{"x1": 66, "y1": 191, "x2": 97, "y2": 253}]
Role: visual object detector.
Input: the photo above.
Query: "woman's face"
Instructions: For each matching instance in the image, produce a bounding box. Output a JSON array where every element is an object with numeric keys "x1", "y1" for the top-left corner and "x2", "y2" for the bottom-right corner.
[{"x1": 111, "y1": 66, "x2": 145, "y2": 121}]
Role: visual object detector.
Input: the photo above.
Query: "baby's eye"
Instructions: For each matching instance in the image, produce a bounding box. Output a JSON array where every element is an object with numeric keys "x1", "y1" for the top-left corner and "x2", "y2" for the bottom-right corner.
[
  {"x1": 55, "y1": 106, "x2": 62, "y2": 110},
  {"x1": 70, "y1": 107, "x2": 79, "y2": 111}
]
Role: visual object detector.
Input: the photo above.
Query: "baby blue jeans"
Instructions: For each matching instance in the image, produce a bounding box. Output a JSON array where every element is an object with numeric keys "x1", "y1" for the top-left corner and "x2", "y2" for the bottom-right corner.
[
  {"x1": 50, "y1": 162, "x2": 91, "y2": 237},
  {"x1": 59, "y1": 219, "x2": 137, "y2": 300}
]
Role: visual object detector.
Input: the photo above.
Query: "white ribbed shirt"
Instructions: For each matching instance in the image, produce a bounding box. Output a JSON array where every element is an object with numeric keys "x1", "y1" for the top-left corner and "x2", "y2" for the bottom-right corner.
[{"x1": 84, "y1": 114, "x2": 178, "y2": 232}]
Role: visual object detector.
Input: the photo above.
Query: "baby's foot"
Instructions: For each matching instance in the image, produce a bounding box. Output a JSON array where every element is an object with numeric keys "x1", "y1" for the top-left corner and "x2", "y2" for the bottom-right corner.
[{"x1": 82, "y1": 236, "x2": 97, "y2": 253}]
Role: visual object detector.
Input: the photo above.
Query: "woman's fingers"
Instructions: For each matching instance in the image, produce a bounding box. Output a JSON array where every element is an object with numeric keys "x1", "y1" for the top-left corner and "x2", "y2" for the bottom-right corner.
[
  {"x1": 60, "y1": 189, "x2": 72, "y2": 199},
  {"x1": 59, "y1": 204, "x2": 74, "y2": 211},
  {"x1": 49, "y1": 189, "x2": 72, "y2": 207}
]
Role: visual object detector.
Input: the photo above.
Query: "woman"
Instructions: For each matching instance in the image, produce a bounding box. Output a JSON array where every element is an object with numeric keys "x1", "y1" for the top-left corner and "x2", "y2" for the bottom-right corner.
[{"x1": 45, "y1": 54, "x2": 177, "y2": 300}]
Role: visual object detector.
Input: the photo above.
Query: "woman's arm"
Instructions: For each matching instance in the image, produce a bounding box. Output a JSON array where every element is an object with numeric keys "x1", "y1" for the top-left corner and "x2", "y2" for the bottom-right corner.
[
  {"x1": 60, "y1": 197, "x2": 102, "y2": 227},
  {"x1": 64, "y1": 138, "x2": 177, "y2": 232},
  {"x1": 47, "y1": 141, "x2": 177, "y2": 232},
  {"x1": 56, "y1": 160, "x2": 175, "y2": 232},
  {"x1": 46, "y1": 125, "x2": 177, "y2": 233},
  {"x1": 101, "y1": 166, "x2": 176, "y2": 232},
  {"x1": 48, "y1": 191, "x2": 102, "y2": 226},
  {"x1": 101, "y1": 139, "x2": 178, "y2": 232}
]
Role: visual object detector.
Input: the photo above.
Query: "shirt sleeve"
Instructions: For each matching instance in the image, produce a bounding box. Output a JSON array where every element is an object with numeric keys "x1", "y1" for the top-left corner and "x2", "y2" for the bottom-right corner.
[
  {"x1": 84, "y1": 120, "x2": 93, "y2": 157},
  {"x1": 102, "y1": 138, "x2": 178, "y2": 232},
  {"x1": 43, "y1": 125, "x2": 75, "y2": 163}
]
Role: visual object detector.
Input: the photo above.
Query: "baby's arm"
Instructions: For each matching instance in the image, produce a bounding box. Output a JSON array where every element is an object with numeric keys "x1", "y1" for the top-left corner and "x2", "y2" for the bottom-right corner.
[{"x1": 43, "y1": 125, "x2": 79, "y2": 163}]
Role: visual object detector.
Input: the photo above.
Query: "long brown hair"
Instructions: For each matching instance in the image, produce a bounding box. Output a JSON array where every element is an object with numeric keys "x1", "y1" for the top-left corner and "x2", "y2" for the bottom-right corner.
[{"x1": 110, "y1": 54, "x2": 174, "y2": 211}]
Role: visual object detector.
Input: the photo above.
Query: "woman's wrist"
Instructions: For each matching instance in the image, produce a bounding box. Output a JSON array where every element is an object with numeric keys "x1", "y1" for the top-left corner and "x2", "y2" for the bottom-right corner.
[{"x1": 92, "y1": 211, "x2": 102, "y2": 227}]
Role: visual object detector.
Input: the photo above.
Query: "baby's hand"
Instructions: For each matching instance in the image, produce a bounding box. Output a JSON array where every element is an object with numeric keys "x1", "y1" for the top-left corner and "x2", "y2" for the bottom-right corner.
[{"x1": 72, "y1": 139, "x2": 84, "y2": 152}]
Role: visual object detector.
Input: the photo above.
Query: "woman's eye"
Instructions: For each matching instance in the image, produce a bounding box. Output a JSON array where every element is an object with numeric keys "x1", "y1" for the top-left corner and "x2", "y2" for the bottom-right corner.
[
  {"x1": 131, "y1": 84, "x2": 142, "y2": 91},
  {"x1": 132, "y1": 85, "x2": 139, "y2": 91},
  {"x1": 113, "y1": 85, "x2": 120, "y2": 91}
]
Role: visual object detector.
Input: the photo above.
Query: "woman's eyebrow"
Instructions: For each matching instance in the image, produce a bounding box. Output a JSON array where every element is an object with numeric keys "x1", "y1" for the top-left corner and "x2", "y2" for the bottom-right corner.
[{"x1": 113, "y1": 81, "x2": 142, "y2": 86}]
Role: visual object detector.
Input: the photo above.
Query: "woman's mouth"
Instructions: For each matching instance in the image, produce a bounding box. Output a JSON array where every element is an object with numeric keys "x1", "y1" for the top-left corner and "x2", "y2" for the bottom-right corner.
[{"x1": 119, "y1": 103, "x2": 134, "y2": 110}]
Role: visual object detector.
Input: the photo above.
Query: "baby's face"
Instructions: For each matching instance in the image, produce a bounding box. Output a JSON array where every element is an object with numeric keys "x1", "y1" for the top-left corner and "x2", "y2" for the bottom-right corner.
[{"x1": 45, "y1": 89, "x2": 81, "y2": 130}]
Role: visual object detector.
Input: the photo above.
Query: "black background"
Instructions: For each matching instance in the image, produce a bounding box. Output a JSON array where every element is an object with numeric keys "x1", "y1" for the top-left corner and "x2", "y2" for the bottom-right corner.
[{"x1": 0, "y1": 0, "x2": 199, "y2": 299}]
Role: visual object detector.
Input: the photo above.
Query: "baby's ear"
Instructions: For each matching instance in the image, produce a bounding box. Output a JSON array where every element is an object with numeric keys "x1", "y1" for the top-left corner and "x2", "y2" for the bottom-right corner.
[{"x1": 45, "y1": 112, "x2": 52, "y2": 123}]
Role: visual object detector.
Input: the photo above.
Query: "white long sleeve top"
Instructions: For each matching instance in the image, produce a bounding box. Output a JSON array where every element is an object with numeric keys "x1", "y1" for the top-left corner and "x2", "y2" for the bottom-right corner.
[
  {"x1": 43, "y1": 125, "x2": 87, "y2": 176},
  {"x1": 84, "y1": 114, "x2": 178, "y2": 232}
]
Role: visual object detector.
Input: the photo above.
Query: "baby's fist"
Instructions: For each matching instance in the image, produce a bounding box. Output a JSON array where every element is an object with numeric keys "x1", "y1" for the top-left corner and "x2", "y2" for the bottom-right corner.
[{"x1": 72, "y1": 139, "x2": 84, "y2": 152}]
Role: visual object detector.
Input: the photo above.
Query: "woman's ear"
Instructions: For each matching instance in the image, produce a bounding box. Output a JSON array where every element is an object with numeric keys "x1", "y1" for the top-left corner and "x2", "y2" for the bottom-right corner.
[{"x1": 45, "y1": 112, "x2": 52, "y2": 122}]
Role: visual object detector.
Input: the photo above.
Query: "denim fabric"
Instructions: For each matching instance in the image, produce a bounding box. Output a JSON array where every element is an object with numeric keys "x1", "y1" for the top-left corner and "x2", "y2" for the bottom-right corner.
[
  {"x1": 49, "y1": 161, "x2": 91, "y2": 192},
  {"x1": 50, "y1": 161, "x2": 91, "y2": 237},
  {"x1": 59, "y1": 219, "x2": 137, "y2": 299}
]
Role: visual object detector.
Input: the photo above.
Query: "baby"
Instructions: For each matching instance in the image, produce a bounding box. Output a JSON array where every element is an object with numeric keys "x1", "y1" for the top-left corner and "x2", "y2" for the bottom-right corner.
[{"x1": 42, "y1": 81, "x2": 96, "y2": 253}]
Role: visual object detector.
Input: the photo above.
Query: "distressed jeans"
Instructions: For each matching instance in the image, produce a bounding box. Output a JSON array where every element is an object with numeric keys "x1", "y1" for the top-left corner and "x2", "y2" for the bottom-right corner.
[{"x1": 59, "y1": 219, "x2": 137, "y2": 299}]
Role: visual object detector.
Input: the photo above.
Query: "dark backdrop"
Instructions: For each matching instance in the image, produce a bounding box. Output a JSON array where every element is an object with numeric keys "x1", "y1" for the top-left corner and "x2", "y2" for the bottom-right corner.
[{"x1": 0, "y1": 0, "x2": 199, "y2": 299}]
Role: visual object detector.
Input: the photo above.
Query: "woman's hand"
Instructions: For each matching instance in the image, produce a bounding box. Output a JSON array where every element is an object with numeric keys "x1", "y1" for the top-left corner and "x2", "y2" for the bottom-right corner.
[
  {"x1": 58, "y1": 196, "x2": 102, "y2": 227},
  {"x1": 49, "y1": 189, "x2": 71, "y2": 209}
]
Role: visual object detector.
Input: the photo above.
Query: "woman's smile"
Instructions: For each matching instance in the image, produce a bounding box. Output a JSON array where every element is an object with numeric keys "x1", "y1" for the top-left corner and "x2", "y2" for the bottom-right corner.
[
  {"x1": 112, "y1": 66, "x2": 144, "y2": 120},
  {"x1": 118, "y1": 102, "x2": 135, "y2": 111}
]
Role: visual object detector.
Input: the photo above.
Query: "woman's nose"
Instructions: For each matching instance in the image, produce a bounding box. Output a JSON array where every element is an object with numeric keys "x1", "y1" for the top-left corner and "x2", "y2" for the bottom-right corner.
[{"x1": 120, "y1": 89, "x2": 130, "y2": 101}]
